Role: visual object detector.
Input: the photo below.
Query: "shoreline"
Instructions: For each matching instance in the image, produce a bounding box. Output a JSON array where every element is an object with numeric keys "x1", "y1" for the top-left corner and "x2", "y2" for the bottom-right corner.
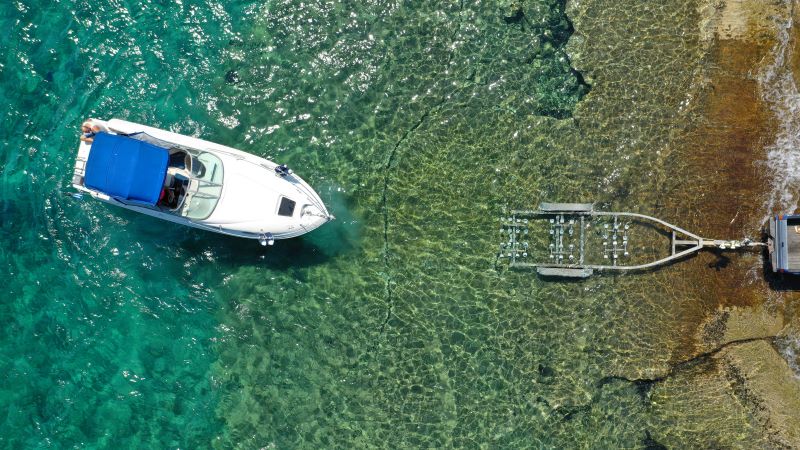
[
  {"x1": 567, "y1": 0, "x2": 800, "y2": 446},
  {"x1": 648, "y1": 0, "x2": 800, "y2": 445}
]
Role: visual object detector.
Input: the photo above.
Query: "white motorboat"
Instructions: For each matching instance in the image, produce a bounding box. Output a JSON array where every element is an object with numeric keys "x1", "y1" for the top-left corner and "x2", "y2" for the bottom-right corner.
[{"x1": 71, "y1": 118, "x2": 333, "y2": 244}]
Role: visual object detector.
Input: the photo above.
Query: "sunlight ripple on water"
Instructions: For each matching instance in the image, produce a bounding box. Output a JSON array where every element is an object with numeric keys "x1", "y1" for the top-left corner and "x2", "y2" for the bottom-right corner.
[{"x1": 0, "y1": 0, "x2": 792, "y2": 447}]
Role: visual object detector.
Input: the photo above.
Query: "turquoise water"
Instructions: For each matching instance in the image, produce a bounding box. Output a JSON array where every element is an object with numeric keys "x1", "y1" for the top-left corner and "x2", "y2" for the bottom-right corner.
[{"x1": 0, "y1": 0, "x2": 783, "y2": 448}]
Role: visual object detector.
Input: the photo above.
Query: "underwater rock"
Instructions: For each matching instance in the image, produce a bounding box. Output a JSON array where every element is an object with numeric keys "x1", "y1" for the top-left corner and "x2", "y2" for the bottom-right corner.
[
  {"x1": 503, "y1": 3, "x2": 525, "y2": 25},
  {"x1": 720, "y1": 340, "x2": 800, "y2": 447},
  {"x1": 224, "y1": 69, "x2": 239, "y2": 84},
  {"x1": 699, "y1": 0, "x2": 787, "y2": 42},
  {"x1": 642, "y1": 430, "x2": 667, "y2": 450},
  {"x1": 538, "y1": 364, "x2": 555, "y2": 379},
  {"x1": 697, "y1": 305, "x2": 783, "y2": 353}
]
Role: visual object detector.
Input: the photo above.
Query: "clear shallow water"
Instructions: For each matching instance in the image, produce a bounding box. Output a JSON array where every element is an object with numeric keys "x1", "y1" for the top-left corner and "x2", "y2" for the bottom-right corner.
[{"x1": 0, "y1": 0, "x2": 785, "y2": 448}]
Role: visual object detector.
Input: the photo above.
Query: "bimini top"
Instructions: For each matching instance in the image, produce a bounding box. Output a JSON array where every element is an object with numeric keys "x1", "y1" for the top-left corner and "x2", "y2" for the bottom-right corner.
[{"x1": 84, "y1": 132, "x2": 169, "y2": 205}]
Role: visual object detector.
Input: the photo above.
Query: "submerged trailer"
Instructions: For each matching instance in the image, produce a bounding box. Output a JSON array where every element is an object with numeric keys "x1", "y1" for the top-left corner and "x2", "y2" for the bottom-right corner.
[
  {"x1": 768, "y1": 215, "x2": 800, "y2": 274},
  {"x1": 499, "y1": 203, "x2": 763, "y2": 278}
]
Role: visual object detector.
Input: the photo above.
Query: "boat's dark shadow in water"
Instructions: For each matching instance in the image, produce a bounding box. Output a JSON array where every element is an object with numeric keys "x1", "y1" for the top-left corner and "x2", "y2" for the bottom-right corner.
[
  {"x1": 120, "y1": 185, "x2": 361, "y2": 270},
  {"x1": 301, "y1": 184, "x2": 361, "y2": 258},
  {"x1": 183, "y1": 231, "x2": 334, "y2": 270},
  {"x1": 189, "y1": 221, "x2": 360, "y2": 272}
]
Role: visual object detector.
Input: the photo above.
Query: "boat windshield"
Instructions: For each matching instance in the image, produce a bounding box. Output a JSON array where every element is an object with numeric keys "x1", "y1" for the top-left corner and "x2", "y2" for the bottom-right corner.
[{"x1": 177, "y1": 151, "x2": 224, "y2": 220}]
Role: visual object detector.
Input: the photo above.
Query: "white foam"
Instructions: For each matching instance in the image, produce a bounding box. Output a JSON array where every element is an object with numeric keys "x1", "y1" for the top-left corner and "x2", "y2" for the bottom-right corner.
[
  {"x1": 758, "y1": 5, "x2": 800, "y2": 217},
  {"x1": 777, "y1": 332, "x2": 800, "y2": 379},
  {"x1": 756, "y1": 2, "x2": 800, "y2": 377}
]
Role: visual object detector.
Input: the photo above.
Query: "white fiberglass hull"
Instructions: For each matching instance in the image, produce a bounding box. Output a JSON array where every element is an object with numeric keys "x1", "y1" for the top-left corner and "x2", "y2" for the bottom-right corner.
[{"x1": 72, "y1": 118, "x2": 332, "y2": 242}]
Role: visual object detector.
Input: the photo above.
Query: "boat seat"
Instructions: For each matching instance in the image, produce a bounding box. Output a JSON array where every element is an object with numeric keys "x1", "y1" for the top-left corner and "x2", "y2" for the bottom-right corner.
[
  {"x1": 164, "y1": 167, "x2": 190, "y2": 187},
  {"x1": 168, "y1": 151, "x2": 187, "y2": 168}
]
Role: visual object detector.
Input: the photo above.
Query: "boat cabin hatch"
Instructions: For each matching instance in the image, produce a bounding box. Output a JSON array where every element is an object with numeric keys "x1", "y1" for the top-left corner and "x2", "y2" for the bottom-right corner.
[
  {"x1": 768, "y1": 215, "x2": 800, "y2": 274},
  {"x1": 278, "y1": 197, "x2": 296, "y2": 217}
]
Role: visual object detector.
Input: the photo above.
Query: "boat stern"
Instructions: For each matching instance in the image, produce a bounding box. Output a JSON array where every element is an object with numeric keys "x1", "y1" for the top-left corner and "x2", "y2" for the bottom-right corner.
[{"x1": 72, "y1": 118, "x2": 111, "y2": 190}]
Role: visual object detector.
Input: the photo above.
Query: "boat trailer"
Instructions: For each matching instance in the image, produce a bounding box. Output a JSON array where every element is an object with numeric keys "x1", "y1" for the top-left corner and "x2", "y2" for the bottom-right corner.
[{"x1": 498, "y1": 203, "x2": 763, "y2": 278}]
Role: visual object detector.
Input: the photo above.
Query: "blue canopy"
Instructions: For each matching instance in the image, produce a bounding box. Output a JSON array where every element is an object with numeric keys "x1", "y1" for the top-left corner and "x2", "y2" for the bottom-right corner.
[{"x1": 84, "y1": 132, "x2": 169, "y2": 205}]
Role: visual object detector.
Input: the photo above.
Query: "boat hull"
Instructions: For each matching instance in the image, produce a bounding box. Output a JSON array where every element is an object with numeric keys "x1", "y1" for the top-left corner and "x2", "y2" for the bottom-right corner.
[{"x1": 72, "y1": 118, "x2": 332, "y2": 241}]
